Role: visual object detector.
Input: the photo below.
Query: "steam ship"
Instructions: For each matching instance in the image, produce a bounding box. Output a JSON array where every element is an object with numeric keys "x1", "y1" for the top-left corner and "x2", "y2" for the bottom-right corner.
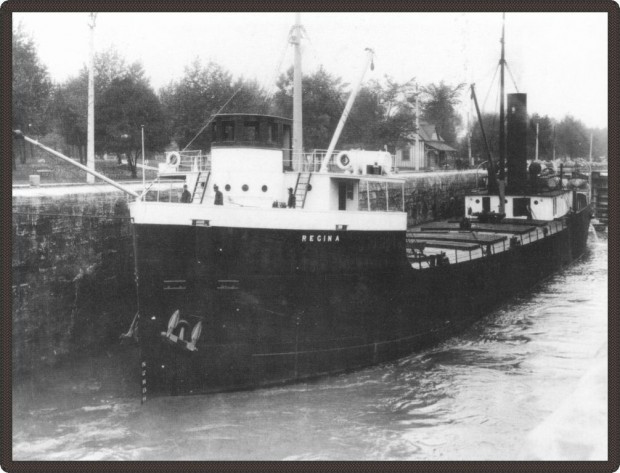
[
  {"x1": 127, "y1": 18, "x2": 590, "y2": 399},
  {"x1": 15, "y1": 17, "x2": 591, "y2": 399}
]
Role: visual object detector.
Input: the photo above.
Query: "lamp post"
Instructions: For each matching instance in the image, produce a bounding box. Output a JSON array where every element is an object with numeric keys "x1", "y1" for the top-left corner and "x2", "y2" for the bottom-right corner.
[
  {"x1": 414, "y1": 84, "x2": 421, "y2": 171},
  {"x1": 120, "y1": 133, "x2": 130, "y2": 173},
  {"x1": 28, "y1": 123, "x2": 33, "y2": 160},
  {"x1": 405, "y1": 82, "x2": 423, "y2": 171},
  {"x1": 141, "y1": 125, "x2": 145, "y2": 191}
]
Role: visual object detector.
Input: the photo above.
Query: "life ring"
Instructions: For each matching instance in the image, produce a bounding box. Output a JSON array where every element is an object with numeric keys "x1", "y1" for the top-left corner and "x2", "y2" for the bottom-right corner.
[
  {"x1": 335, "y1": 151, "x2": 352, "y2": 170},
  {"x1": 167, "y1": 151, "x2": 181, "y2": 166}
]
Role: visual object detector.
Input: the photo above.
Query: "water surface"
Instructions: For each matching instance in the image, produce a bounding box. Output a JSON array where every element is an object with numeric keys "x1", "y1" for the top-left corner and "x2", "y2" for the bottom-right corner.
[{"x1": 12, "y1": 234, "x2": 608, "y2": 460}]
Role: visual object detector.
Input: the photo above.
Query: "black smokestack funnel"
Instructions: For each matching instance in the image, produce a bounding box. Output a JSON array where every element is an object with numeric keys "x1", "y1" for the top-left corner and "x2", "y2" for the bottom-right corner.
[{"x1": 507, "y1": 93, "x2": 528, "y2": 193}]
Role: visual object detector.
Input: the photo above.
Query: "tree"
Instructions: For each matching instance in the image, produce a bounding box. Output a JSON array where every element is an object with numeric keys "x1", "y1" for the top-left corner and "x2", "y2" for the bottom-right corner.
[
  {"x1": 340, "y1": 76, "x2": 417, "y2": 151},
  {"x1": 555, "y1": 115, "x2": 589, "y2": 159},
  {"x1": 227, "y1": 78, "x2": 272, "y2": 115},
  {"x1": 274, "y1": 66, "x2": 347, "y2": 150},
  {"x1": 373, "y1": 76, "x2": 416, "y2": 151},
  {"x1": 590, "y1": 127, "x2": 608, "y2": 161},
  {"x1": 465, "y1": 112, "x2": 500, "y2": 165},
  {"x1": 420, "y1": 81, "x2": 466, "y2": 145},
  {"x1": 339, "y1": 82, "x2": 384, "y2": 148},
  {"x1": 274, "y1": 69, "x2": 416, "y2": 152},
  {"x1": 527, "y1": 114, "x2": 554, "y2": 161},
  {"x1": 51, "y1": 78, "x2": 87, "y2": 163},
  {"x1": 53, "y1": 47, "x2": 149, "y2": 164},
  {"x1": 160, "y1": 59, "x2": 236, "y2": 151},
  {"x1": 12, "y1": 25, "x2": 52, "y2": 167},
  {"x1": 97, "y1": 76, "x2": 169, "y2": 177}
]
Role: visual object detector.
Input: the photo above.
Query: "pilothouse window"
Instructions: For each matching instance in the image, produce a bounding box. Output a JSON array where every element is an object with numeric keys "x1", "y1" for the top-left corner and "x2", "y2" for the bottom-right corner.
[
  {"x1": 268, "y1": 123, "x2": 279, "y2": 143},
  {"x1": 282, "y1": 124, "x2": 291, "y2": 148},
  {"x1": 244, "y1": 121, "x2": 259, "y2": 141},
  {"x1": 222, "y1": 121, "x2": 235, "y2": 141}
]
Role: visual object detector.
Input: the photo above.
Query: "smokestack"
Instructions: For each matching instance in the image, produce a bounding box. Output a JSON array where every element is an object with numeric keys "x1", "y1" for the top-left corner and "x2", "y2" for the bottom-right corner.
[{"x1": 506, "y1": 93, "x2": 527, "y2": 193}]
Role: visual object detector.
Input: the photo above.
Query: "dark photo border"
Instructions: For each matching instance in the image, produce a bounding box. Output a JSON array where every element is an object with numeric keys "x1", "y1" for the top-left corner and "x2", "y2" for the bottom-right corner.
[{"x1": 2, "y1": 1, "x2": 618, "y2": 472}]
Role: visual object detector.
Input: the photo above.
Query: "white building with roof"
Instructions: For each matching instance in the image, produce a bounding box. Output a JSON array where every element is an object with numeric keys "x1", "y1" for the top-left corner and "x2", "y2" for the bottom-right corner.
[{"x1": 394, "y1": 123, "x2": 457, "y2": 171}]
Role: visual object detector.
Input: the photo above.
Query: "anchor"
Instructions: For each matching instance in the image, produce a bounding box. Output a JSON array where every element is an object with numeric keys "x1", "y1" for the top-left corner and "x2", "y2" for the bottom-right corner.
[{"x1": 161, "y1": 309, "x2": 202, "y2": 352}]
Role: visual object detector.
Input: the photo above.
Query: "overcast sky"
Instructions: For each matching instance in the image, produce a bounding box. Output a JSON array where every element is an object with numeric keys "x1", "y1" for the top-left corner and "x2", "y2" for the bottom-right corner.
[{"x1": 14, "y1": 12, "x2": 608, "y2": 129}]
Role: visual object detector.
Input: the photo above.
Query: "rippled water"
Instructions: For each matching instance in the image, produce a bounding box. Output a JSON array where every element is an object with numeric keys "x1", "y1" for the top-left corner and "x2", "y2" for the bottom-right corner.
[{"x1": 12, "y1": 233, "x2": 608, "y2": 461}]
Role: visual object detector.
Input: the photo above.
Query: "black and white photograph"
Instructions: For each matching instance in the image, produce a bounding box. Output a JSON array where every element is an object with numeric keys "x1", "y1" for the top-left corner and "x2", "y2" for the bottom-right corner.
[{"x1": 4, "y1": 5, "x2": 615, "y2": 466}]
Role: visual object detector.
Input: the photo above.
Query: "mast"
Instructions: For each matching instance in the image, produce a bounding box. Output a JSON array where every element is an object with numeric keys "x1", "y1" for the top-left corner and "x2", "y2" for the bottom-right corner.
[
  {"x1": 87, "y1": 13, "x2": 97, "y2": 184},
  {"x1": 291, "y1": 13, "x2": 303, "y2": 162},
  {"x1": 498, "y1": 13, "x2": 506, "y2": 213},
  {"x1": 535, "y1": 122, "x2": 539, "y2": 161}
]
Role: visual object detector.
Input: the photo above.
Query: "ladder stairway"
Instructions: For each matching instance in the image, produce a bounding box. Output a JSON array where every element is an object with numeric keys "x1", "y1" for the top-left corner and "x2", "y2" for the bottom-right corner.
[
  {"x1": 294, "y1": 172, "x2": 312, "y2": 208},
  {"x1": 192, "y1": 171, "x2": 211, "y2": 204}
]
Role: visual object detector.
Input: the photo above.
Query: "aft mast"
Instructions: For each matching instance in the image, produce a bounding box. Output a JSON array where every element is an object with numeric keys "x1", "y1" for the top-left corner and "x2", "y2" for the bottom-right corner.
[{"x1": 498, "y1": 12, "x2": 507, "y2": 214}]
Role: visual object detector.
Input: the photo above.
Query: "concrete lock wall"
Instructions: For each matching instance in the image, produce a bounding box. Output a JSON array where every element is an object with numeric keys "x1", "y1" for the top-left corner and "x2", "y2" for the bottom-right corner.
[
  {"x1": 402, "y1": 170, "x2": 480, "y2": 226},
  {"x1": 12, "y1": 186, "x2": 137, "y2": 375},
  {"x1": 11, "y1": 171, "x2": 481, "y2": 374}
]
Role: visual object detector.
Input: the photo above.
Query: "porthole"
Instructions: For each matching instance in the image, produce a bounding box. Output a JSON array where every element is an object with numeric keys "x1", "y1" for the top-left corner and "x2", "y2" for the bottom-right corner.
[
  {"x1": 307, "y1": 184, "x2": 312, "y2": 191},
  {"x1": 534, "y1": 200, "x2": 539, "y2": 205},
  {"x1": 505, "y1": 199, "x2": 508, "y2": 203},
  {"x1": 225, "y1": 184, "x2": 231, "y2": 192},
  {"x1": 475, "y1": 199, "x2": 480, "y2": 204},
  {"x1": 261, "y1": 185, "x2": 268, "y2": 192},
  {"x1": 242, "y1": 184, "x2": 249, "y2": 192}
]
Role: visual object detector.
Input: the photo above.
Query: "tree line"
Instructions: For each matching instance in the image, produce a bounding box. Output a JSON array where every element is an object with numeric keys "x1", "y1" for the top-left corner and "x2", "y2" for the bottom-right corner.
[
  {"x1": 461, "y1": 112, "x2": 608, "y2": 166},
  {"x1": 12, "y1": 26, "x2": 608, "y2": 176}
]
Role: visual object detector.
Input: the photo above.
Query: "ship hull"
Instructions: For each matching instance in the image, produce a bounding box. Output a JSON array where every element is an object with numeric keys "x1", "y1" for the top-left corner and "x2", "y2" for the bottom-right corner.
[{"x1": 136, "y1": 208, "x2": 590, "y2": 397}]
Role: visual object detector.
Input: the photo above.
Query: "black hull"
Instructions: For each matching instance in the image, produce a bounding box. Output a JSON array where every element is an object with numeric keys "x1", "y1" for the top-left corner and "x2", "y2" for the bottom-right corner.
[{"x1": 136, "y1": 208, "x2": 591, "y2": 397}]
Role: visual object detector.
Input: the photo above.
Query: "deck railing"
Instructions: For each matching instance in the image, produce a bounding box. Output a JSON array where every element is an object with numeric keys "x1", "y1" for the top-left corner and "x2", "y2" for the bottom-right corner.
[
  {"x1": 140, "y1": 178, "x2": 186, "y2": 203},
  {"x1": 285, "y1": 149, "x2": 397, "y2": 174},
  {"x1": 407, "y1": 218, "x2": 568, "y2": 269}
]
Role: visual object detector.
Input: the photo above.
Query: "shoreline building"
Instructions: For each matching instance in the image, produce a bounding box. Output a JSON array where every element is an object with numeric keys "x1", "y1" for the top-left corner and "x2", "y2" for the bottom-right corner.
[{"x1": 394, "y1": 123, "x2": 457, "y2": 171}]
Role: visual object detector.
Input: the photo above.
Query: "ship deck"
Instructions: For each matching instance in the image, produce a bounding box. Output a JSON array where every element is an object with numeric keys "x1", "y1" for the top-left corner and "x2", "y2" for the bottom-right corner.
[{"x1": 407, "y1": 218, "x2": 567, "y2": 269}]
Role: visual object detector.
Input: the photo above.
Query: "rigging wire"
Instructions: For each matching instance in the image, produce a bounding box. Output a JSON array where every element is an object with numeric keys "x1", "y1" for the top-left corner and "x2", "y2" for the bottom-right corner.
[
  {"x1": 303, "y1": 26, "x2": 327, "y2": 75},
  {"x1": 472, "y1": 63, "x2": 500, "y2": 89},
  {"x1": 505, "y1": 62, "x2": 520, "y2": 93},
  {"x1": 266, "y1": 29, "x2": 294, "y2": 95},
  {"x1": 183, "y1": 24, "x2": 297, "y2": 151},
  {"x1": 181, "y1": 87, "x2": 242, "y2": 152},
  {"x1": 481, "y1": 64, "x2": 499, "y2": 112},
  {"x1": 489, "y1": 83, "x2": 500, "y2": 148}
]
